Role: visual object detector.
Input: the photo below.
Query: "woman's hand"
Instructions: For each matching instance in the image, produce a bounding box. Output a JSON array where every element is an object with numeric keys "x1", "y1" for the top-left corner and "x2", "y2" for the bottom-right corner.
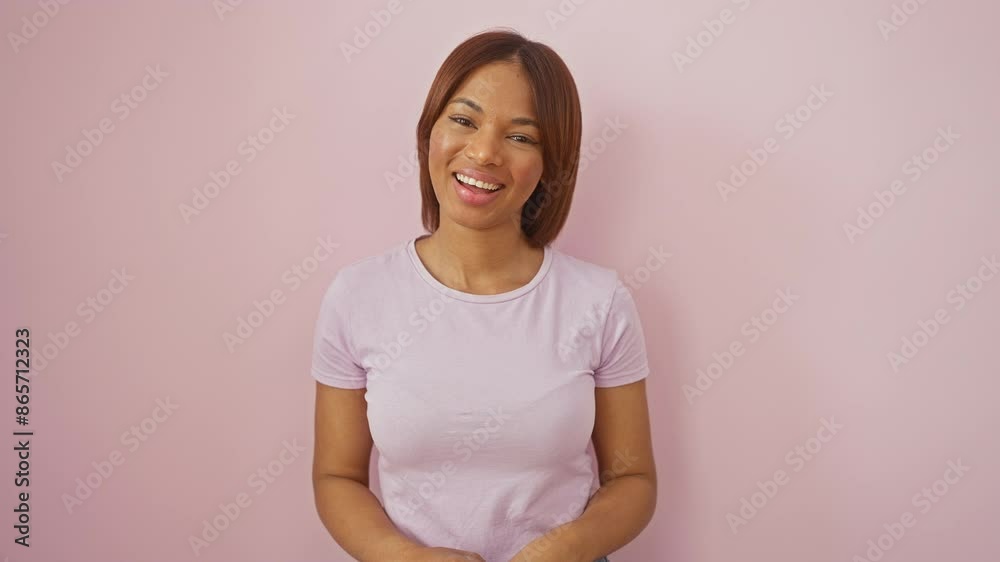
[{"x1": 400, "y1": 546, "x2": 487, "y2": 561}]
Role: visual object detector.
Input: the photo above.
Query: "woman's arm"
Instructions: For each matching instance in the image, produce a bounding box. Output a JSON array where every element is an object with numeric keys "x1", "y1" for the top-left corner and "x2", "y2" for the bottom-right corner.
[
  {"x1": 311, "y1": 382, "x2": 424, "y2": 561},
  {"x1": 510, "y1": 379, "x2": 658, "y2": 562}
]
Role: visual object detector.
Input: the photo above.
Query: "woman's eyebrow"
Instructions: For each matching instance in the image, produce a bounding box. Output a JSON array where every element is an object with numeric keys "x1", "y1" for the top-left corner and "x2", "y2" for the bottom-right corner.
[{"x1": 448, "y1": 97, "x2": 539, "y2": 128}]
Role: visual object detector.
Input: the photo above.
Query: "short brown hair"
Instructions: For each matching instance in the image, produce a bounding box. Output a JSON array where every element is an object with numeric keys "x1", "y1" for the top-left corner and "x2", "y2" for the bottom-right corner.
[{"x1": 416, "y1": 29, "x2": 583, "y2": 248}]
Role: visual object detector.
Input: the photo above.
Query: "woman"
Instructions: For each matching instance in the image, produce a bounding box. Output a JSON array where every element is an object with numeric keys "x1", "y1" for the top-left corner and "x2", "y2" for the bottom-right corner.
[{"x1": 311, "y1": 29, "x2": 656, "y2": 562}]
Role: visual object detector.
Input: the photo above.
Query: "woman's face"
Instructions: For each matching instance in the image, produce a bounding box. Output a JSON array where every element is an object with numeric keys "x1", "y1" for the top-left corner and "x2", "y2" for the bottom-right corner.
[{"x1": 427, "y1": 61, "x2": 544, "y2": 231}]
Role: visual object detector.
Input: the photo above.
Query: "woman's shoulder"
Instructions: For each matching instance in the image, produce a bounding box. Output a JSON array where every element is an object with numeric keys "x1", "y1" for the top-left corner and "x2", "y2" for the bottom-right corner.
[
  {"x1": 547, "y1": 245, "x2": 621, "y2": 295},
  {"x1": 319, "y1": 238, "x2": 411, "y2": 298}
]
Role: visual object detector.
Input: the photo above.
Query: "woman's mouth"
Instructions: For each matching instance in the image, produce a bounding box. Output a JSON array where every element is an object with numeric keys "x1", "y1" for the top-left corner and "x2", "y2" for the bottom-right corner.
[
  {"x1": 452, "y1": 173, "x2": 506, "y2": 206},
  {"x1": 454, "y1": 172, "x2": 504, "y2": 192}
]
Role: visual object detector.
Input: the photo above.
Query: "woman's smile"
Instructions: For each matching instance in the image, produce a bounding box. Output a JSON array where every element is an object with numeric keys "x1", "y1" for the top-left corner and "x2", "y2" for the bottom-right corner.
[{"x1": 451, "y1": 171, "x2": 507, "y2": 206}]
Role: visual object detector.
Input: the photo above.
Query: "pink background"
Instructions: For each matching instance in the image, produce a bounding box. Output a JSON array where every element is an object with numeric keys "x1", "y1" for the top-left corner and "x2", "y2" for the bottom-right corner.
[{"x1": 2, "y1": 0, "x2": 998, "y2": 561}]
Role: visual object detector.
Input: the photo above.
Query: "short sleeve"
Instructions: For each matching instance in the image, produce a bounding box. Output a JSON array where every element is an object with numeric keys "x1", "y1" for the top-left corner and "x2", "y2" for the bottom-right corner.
[
  {"x1": 310, "y1": 273, "x2": 367, "y2": 389},
  {"x1": 594, "y1": 279, "x2": 650, "y2": 388}
]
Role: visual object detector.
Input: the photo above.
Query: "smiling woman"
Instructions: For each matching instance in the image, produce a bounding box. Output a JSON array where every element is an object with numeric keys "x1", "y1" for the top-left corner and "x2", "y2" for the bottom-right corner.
[
  {"x1": 311, "y1": 28, "x2": 656, "y2": 562},
  {"x1": 429, "y1": 63, "x2": 546, "y2": 213},
  {"x1": 416, "y1": 32, "x2": 582, "y2": 248}
]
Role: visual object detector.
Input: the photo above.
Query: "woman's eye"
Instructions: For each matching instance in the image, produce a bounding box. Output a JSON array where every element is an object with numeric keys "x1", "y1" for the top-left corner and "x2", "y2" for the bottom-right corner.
[{"x1": 449, "y1": 116, "x2": 536, "y2": 144}]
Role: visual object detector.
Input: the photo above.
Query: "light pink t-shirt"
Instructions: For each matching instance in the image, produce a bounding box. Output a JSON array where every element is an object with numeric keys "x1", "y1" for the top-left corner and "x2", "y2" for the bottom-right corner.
[{"x1": 310, "y1": 235, "x2": 650, "y2": 561}]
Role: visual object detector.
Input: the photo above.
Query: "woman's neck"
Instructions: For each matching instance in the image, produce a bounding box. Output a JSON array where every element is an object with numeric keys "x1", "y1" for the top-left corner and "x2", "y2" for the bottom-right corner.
[{"x1": 415, "y1": 223, "x2": 543, "y2": 295}]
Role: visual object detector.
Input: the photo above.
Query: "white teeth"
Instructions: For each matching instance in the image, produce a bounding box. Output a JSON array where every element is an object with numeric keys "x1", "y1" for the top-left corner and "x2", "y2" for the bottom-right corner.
[{"x1": 456, "y1": 173, "x2": 502, "y2": 191}]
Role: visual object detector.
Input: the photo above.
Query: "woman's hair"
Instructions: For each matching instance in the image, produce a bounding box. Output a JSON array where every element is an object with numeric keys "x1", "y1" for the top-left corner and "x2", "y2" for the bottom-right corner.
[{"x1": 416, "y1": 29, "x2": 583, "y2": 248}]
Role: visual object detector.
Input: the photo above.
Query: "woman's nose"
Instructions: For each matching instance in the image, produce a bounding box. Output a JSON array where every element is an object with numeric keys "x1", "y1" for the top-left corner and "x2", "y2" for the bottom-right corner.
[{"x1": 464, "y1": 128, "x2": 503, "y2": 167}]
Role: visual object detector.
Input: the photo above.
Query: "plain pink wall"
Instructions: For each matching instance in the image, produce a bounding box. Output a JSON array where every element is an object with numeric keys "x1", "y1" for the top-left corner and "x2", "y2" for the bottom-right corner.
[{"x1": 2, "y1": 0, "x2": 998, "y2": 560}]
